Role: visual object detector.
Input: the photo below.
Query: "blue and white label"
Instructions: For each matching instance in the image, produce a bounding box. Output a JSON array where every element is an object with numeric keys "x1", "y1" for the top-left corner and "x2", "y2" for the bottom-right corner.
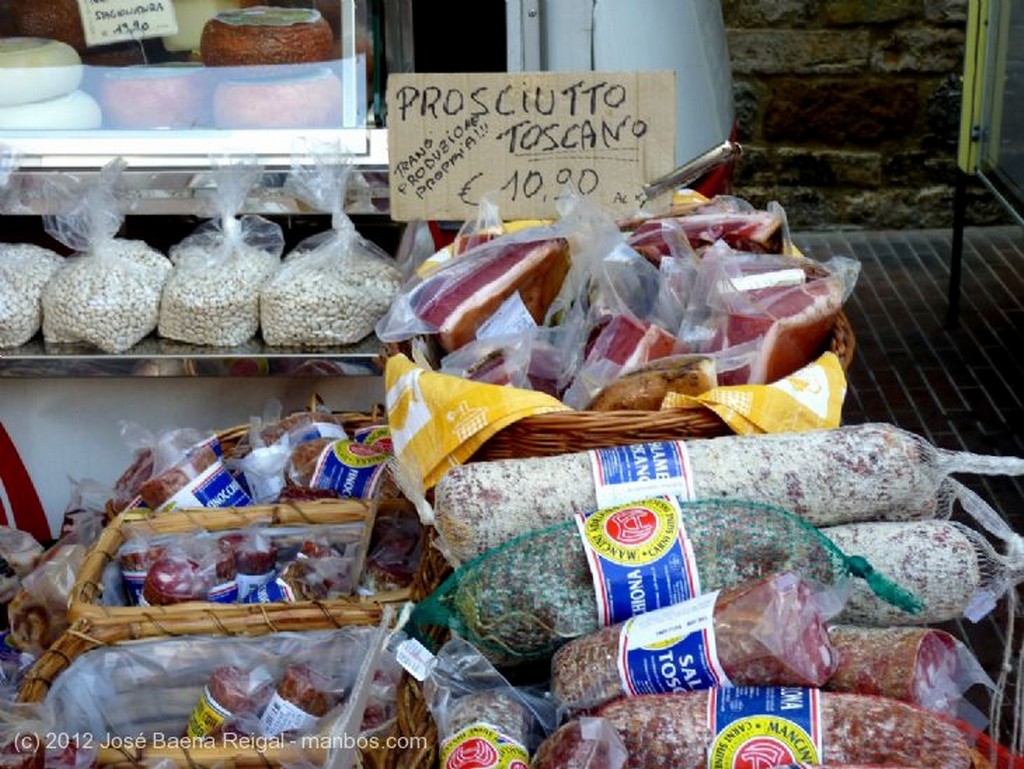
[
  {"x1": 121, "y1": 567, "x2": 148, "y2": 605},
  {"x1": 617, "y1": 590, "x2": 730, "y2": 696},
  {"x1": 575, "y1": 496, "x2": 701, "y2": 626},
  {"x1": 159, "y1": 459, "x2": 254, "y2": 512},
  {"x1": 241, "y1": 577, "x2": 297, "y2": 604},
  {"x1": 310, "y1": 440, "x2": 389, "y2": 499},
  {"x1": 207, "y1": 578, "x2": 239, "y2": 604},
  {"x1": 707, "y1": 687, "x2": 822, "y2": 769},
  {"x1": 589, "y1": 441, "x2": 696, "y2": 509}
]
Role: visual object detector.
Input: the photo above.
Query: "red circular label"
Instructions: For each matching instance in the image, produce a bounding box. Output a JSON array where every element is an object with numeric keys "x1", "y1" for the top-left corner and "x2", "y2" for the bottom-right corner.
[
  {"x1": 445, "y1": 738, "x2": 499, "y2": 769},
  {"x1": 733, "y1": 737, "x2": 796, "y2": 769},
  {"x1": 508, "y1": 761, "x2": 529, "y2": 769},
  {"x1": 347, "y1": 440, "x2": 385, "y2": 458},
  {"x1": 604, "y1": 507, "x2": 659, "y2": 546}
]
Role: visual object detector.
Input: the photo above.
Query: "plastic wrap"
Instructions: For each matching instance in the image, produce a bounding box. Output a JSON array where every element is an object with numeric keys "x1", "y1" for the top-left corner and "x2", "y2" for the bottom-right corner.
[
  {"x1": 0, "y1": 529, "x2": 43, "y2": 604},
  {"x1": 550, "y1": 571, "x2": 844, "y2": 712},
  {"x1": 159, "y1": 158, "x2": 284, "y2": 346},
  {"x1": 120, "y1": 425, "x2": 253, "y2": 513},
  {"x1": 408, "y1": 497, "x2": 920, "y2": 667},
  {"x1": 6, "y1": 510, "x2": 103, "y2": 655},
  {"x1": 40, "y1": 159, "x2": 170, "y2": 353},
  {"x1": 42, "y1": 626, "x2": 384, "y2": 747},
  {"x1": 261, "y1": 146, "x2": 401, "y2": 346},
  {"x1": 1, "y1": 702, "x2": 98, "y2": 769},
  {"x1": 431, "y1": 422, "x2": 1024, "y2": 563},
  {"x1": 111, "y1": 520, "x2": 369, "y2": 606},
  {"x1": 678, "y1": 244, "x2": 860, "y2": 384},
  {"x1": 358, "y1": 503, "x2": 422, "y2": 594},
  {"x1": 0, "y1": 244, "x2": 64, "y2": 349},
  {"x1": 422, "y1": 638, "x2": 557, "y2": 766},
  {"x1": 825, "y1": 624, "x2": 994, "y2": 723}
]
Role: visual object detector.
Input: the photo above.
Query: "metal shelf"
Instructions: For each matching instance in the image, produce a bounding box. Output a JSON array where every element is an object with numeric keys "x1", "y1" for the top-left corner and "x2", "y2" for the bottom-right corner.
[
  {"x1": 0, "y1": 334, "x2": 386, "y2": 377},
  {"x1": 2, "y1": 128, "x2": 392, "y2": 217}
]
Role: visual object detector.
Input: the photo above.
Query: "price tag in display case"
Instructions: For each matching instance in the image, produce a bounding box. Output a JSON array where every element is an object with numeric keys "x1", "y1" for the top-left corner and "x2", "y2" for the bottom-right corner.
[
  {"x1": 76, "y1": 0, "x2": 179, "y2": 47},
  {"x1": 386, "y1": 70, "x2": 677, "y2": 222}
]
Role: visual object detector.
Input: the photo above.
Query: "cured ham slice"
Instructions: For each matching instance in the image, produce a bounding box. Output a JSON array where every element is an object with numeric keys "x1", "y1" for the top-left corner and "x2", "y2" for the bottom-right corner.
[
  {"x1": 623, "y1": 209, "x2": 785, "y2": 262},
  {"x1": 407, "y1": 236, "x2": 571, "y2": 352}
]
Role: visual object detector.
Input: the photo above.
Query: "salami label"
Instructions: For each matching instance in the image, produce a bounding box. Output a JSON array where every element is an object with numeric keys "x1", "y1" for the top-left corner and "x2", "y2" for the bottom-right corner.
[
  {"x1": 121, "y1": 567, "x2": 147, "y2": 605},
  {"x1": 241, "y1": 578, "x2": 297, "y2": 604},
  {"x1": 309, "y1": 440, "x2": 389, "y2": 499},
  {"x1": 236, "y1": 570, "x2": 277, "y2": 601},
  {"x1": 707, "y1": 687, "x2": 822, "y2": 769},
  {"x1": 588, "y1": 441, "x2": 696, "y2": 509},
  {"x1": 575, "y1": 496, "x2": 700, "y2": 626},
  {"x1": 207, "y1": 579, "x2": 239, "y2": 603},
  {"x1": 186, "y1": 685, "x2": 233, "y2": 738},
  {"x1": 159, "y1": 459, "x2": 254, "y2": 512},
  {"x1": 617, "y1": 590, "x2": 730, "y2": 696},
  {"x1": 354, "y1": 425, "x2": 394, "y2": 454},
  {"x1": 439, "y1": 723, "x2": 530, "y2": 769},
  {"x1": 258, "y1": 691, "x2": 318, "y2": 736}
]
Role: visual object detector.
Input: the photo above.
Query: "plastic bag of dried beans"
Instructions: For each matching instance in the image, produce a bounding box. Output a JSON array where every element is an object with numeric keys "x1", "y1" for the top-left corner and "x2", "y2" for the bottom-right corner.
[{"x1": 408, "y1": 496, "x2": 921, "y2": 668}]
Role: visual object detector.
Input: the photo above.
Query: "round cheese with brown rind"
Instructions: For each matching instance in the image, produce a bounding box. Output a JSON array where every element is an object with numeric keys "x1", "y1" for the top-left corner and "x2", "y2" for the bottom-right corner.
[{"x1": 200, "y1": 6, "x2": 333, "y2": 66}]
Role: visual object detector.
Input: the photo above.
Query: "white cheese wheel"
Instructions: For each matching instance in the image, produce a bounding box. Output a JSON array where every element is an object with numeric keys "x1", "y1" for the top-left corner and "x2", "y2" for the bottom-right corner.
[
  {"x1": 163, "y1": 0, "x2": 242, "y2": 53},
  {"x1": 0, "y1": 37, "x2": 83, "y2": 107},
  {"x1": 212, "y1": 66, "x2": 341, "y2": 128},
  {"x1": 0, "y1": 89, "x2": 102, "y2": 129},
  {"x1": 99, "y1": 64, "x2": 209, "y2": 129}
]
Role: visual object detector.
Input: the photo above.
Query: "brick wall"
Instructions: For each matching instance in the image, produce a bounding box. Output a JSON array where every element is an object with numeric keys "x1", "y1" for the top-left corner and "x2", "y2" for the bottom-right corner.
[{"x1": 721, "y1": 0, "x2": 1011, "y2": 229}]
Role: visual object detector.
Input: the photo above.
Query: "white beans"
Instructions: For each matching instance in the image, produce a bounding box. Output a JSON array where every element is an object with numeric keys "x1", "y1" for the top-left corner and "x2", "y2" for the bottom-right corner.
[
  {"x1": 40, "y1": 239, "x2": 171, "y2": 353},
  {"x1": 260, "y1": 247, "x2": 401, "y2": 346},
  {"x1": 0, "y1": 243, "x2": 64, "y2": 349},
  {"x1": 158, "y1": 244, "x2": 280, "y2": 346}
]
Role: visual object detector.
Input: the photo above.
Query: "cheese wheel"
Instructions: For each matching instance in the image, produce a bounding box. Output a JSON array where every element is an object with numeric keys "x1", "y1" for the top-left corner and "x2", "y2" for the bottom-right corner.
[
  {"x1": 0, "y1": 89, "x2": 102, "y2": 129},
  {"x1": 212, "y1": 66, "x2": 341, "y2": 128},
  {"x1": 163, "y1": 0, "x2": 242, "y2": 53},
  {"x1": 99, "y1": 64, "x2": 210, "y2": 128},
  {"x1": 200, "y1": 6, "x2": 334, "y2": 66},
  {"x1": 9, "y1": 0, "x2": 87, "y2": 51},
  {"x1": 0, "y1": 37, "x2": 83, "y2": 107}
]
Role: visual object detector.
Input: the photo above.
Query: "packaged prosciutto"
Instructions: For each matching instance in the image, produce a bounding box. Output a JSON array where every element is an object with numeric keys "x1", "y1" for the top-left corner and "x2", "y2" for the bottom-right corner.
[
  {"x1": 375, "y1": 224, "x2": 573, "y2": 354},
  {"x1": 550, "y1": 571, "x2": 843, "y2": 713},
  {"x1": 677, "y1": 244, "x2": 860, "y2": 384}
]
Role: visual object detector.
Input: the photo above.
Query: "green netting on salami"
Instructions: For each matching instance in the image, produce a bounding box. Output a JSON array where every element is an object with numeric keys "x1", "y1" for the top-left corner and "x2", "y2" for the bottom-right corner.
[{"x1": 408, "y1": 497, "x2": 922, "y2": 667}]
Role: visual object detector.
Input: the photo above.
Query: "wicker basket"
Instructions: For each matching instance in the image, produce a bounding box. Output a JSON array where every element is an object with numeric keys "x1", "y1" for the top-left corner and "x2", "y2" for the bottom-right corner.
[
  {"x1": 16, "y1": 619, "x2": 386, "y2": 769},
  {"x1": 69, "y1": 498, "x2": 419, "y2": 645},
  {"x1": 467, "y1": 310, "x2": 856, "y2": 461}
]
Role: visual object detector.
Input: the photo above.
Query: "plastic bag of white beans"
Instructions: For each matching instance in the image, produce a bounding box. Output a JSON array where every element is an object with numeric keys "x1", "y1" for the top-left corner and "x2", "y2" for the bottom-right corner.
[
  {"x1": 260, "y1": 149, "x2": 400, "y2": 346},
  {"x1": 159, "y1": 158, "x2": 283, "y2": 347},
  {"x1": 39, "y1": 159, "x2": 171, "y2": 353}
]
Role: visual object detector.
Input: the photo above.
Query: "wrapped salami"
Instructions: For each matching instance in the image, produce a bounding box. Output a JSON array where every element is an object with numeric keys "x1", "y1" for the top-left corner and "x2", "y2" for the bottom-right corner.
[
  {"x1": 532, "y1": 689, "x2": 974, "y2": 769},
  {"x1": 550, "y1": 571, "x2": 843, "y2": 712},
  {"x1": 258, "y1": 663, "x2": 343, "y2": 737},
  {"x1": 408, "y1": 497, "x2": 919, "y2": 667},
  {"x1": 421, "y1": 638, "x2": 557, "y2": 768},
  {"x1": 825, "y1": 625, "x2": 994, "y2": 720},
  {"x1": 186, "y1": 665, "x2": 275, "y2": 738},
  {"x1": 432, "y1": 422, "x2": 1024, "y2": 563}
]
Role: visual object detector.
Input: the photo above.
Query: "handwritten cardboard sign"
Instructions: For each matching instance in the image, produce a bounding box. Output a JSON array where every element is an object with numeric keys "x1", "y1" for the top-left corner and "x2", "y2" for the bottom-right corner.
[
  {"x1": 77, "y1": 0, "x2": 178, "y2": 47},
  {"x1": 387, "y1": 71, "x2": 676, "y2": 222}
]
